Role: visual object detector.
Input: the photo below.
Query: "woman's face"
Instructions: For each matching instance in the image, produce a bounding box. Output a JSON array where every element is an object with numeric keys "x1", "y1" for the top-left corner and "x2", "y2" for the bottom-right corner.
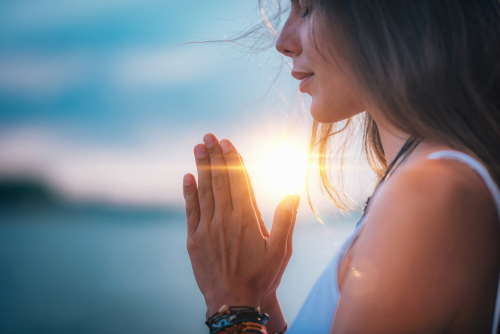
[{"x1": 276, "y1": 0, "x2": 366, "y2": 123}]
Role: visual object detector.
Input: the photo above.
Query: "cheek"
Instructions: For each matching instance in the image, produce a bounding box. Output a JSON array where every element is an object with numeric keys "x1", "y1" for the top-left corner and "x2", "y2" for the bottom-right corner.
[{"x1": 309, "y1": 72, "x2": 366, "y2": 123}]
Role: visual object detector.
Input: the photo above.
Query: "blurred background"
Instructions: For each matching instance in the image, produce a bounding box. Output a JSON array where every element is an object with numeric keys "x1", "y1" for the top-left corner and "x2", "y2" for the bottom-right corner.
[{"x1": 0, "y1": 1, "x2": 375, "y2": 333}]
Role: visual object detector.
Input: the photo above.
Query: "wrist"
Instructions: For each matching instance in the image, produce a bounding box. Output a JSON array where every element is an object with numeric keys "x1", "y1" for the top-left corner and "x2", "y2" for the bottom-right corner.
[
  {"x1": 260, "y1": 291, "x2": 278, "y2": 311},
  {"x1": 206, "y1": 306, "x2": 269, "y2": 334},
  {"x1": 205, "y1": 292, "x2": 261, "y2": 319},
  {"x1": 259, "y1": 292, "x2": 287, "y2": 334}
]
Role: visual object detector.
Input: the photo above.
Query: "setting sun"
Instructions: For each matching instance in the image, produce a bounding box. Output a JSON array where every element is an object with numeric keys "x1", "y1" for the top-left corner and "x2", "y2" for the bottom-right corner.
[{"x1": 249, "y1": 140, "x2": 309, "y2": 200}]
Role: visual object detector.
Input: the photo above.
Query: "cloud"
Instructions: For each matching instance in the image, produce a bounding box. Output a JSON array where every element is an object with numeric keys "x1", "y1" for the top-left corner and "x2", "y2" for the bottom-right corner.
[
  {"x1": 0, "y1": 0, "x2": 159, "y2": 29},
  {"x1": 0, "y1": 52, "x2": 94, "y2": 98},
  {"x1": 112, "y1": 47, "x2": 222, "y2": 89},
  {"x1": 0, "y1": 46, "x2": 224, "y2": 99},
  {"x1": 0, "y1": 126, "x2": 194, "y2": 207}
]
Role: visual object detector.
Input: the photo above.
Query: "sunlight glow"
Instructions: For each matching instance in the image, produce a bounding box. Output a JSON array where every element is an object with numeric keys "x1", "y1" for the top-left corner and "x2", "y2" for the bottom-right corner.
[{"x1": 250, "y1": 140, "x2": 309, "y2": 199}]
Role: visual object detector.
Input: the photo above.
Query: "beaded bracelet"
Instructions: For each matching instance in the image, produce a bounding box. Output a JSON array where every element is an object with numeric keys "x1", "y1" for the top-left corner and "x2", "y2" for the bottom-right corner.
[
  {"x1": 212, "y1": 321, "x2": 287, "y2": 334},
  {"x1": 206, "y1": 305, "x2": 269, "y2": 334},
  {"x1": 215, "y1": 321, "x2": 267, "y2": 334}
]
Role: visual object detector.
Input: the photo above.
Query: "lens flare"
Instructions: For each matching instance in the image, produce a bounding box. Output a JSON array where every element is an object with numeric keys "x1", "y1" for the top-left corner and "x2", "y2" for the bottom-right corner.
[{"x1": 250, "y1": 141, "x2": 308, "y2": 199}]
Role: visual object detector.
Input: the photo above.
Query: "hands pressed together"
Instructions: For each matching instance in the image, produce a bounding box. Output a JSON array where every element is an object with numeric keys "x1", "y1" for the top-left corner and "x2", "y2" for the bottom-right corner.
[{"x1": 183, "y1": 133, "x2": 299, "y2": 332}]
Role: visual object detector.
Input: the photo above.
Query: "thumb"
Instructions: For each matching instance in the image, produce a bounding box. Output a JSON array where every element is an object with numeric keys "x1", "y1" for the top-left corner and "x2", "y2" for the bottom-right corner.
[{"x1": 268, "y1": 195, "x2": 299, "y2": 253}]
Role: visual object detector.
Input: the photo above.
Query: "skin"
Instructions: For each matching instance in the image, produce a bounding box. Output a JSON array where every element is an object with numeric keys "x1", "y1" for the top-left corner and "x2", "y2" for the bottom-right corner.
[{"x1": 184, "y1": 0, "x2": 500, "y2": 332}]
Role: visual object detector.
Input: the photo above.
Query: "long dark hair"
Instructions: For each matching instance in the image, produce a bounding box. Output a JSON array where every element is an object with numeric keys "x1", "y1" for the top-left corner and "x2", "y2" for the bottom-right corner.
[
  {"x1": 221, "y1": 0, "x2": 500, "y2": 212},
  {"x1": 305, "y1": 0, "x2": 500, "y2": 211}
]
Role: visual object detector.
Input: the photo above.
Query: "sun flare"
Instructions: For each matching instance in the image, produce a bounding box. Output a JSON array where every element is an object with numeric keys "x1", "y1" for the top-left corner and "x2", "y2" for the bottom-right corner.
[{"x1": 249, "y1": 141, "x2": 309, "y2": 199}]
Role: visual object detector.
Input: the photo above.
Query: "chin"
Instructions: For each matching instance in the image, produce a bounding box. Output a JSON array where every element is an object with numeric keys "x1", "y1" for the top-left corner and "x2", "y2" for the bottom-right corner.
[
  {"x1": 310, "y1": 99, "x2": 365, "y2": 124},
  {"x1": 310, "y1": 100, "x2": 343, "y2": 123}
]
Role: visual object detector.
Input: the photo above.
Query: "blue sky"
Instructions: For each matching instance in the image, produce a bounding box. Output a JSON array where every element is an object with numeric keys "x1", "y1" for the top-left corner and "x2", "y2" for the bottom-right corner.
[
  {"x1": 0, "y1": 0, "x2": 375, "y2": 220},
  {"x1": 0, "y1": 0, "x2": 282, "y2": 129}
]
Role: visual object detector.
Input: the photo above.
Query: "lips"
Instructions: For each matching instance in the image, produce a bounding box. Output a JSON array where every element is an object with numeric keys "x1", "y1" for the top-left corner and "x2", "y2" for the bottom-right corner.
[{"x1": 291, "y1": 71, "x2": 314, "y2": 93}]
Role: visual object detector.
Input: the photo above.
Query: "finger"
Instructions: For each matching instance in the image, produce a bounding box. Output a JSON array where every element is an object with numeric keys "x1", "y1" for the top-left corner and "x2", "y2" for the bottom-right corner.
[
  {"x1": 268, "y1": 195, "x2": 299, "y2": 290},
  {"x1": 203, "y1": 133, "x2": 232, "y2": 211},
  {"x1": 183, "y1": 173, "x2": 200, "y2": 236},
  {"x1": 194, "y1": 144, "x2": 215, "y2": 220},
  {"x1": 220, "y1": 139, "x2": 253, "y2": 212},
  {"x1": 286, "y1": 195, "x2": 300, "y2": 255},
  {"x1": 268, "y1": 195, "x2": 299, "y2": 254},
  {"x1": 238, "y1": 152, "x2": 269, "y2": 237},
  {"x1": 273, "y1": 195, "x2": 299, "y2": 253}
]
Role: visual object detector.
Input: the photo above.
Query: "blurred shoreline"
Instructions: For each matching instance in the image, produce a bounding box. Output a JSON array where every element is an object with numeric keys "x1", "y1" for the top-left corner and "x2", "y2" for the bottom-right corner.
[{"x1": 0, "y1": 177, "x2": 185, "y2": 225}]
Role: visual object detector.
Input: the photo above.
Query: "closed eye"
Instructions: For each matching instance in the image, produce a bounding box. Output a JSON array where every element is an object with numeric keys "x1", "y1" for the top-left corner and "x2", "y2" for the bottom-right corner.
[{"x1": 298, "y1": 0, "x2": 311, "y2": 16}]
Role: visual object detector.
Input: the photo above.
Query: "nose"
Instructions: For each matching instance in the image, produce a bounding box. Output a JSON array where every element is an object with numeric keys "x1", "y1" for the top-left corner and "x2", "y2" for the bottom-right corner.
[{"x1": 275, "y1": 18, "x2": 301, "y2": 57}]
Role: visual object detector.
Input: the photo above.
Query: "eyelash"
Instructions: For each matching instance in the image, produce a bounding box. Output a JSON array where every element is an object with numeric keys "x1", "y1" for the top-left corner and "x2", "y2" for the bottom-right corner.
[{"x1": 300, "y1": 7, "x2": 310, "y2": 17}]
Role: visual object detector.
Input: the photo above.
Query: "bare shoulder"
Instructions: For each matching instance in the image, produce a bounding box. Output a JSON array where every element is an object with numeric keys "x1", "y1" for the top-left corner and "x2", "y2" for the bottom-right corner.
[
  {"x1": 333, "y1": 157, "x2": 500, "y2": 333},
  {"x1": 368, "y1": 156, "x2": 496, "y2": 232}
]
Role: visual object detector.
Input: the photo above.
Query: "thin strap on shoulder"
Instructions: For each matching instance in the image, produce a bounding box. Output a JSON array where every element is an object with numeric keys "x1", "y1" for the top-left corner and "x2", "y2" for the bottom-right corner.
[
  {"x1": 427, "y1": 151, "x2": 500, "y2": 218},
  {"x1": 427, "y1": 150, "x2": 500, "y2": 334}
]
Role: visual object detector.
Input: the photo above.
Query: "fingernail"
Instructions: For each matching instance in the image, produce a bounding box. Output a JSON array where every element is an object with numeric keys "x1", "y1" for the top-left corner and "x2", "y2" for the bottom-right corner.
[
  {"x1": 220, "y1": 140, "x2": 231, "y2": 153},
  {"x1": 203, "y1": 134, "x2": 217, "y2": 148},
  {"x1": 183, "y1": 174, "x2": 194, "y2": 186},
  {"x1": 294, "y1": 195, "x2": 300, "y2": 208},
  {"x1": 195, "y1": 145, "x2": 207, "y2": 159},
  {"x1": 285, "y1": 196, "x2": 296, "y2": 212}
]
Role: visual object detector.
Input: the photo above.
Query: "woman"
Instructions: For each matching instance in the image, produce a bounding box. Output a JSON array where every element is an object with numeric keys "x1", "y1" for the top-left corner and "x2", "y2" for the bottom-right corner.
[{"x1": 182, "y1": 1, "x2": 500, "y2": 333}]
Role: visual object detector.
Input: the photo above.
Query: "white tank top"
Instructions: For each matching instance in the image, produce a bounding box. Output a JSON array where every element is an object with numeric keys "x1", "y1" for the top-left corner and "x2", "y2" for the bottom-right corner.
[{"x1": 287, "y1": 151, "x2": 500, "y2": 334}]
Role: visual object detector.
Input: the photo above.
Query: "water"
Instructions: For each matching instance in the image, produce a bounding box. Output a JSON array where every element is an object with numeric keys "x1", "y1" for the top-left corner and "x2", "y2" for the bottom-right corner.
[{"x1": 0, "y1": 210, "x2": 357, "y2": 333}]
